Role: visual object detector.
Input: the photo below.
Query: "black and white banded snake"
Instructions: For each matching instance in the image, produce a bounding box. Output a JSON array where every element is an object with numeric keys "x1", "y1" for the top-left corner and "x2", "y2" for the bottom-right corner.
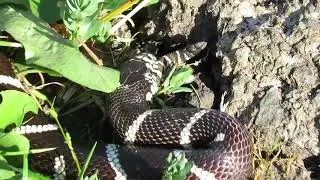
[{"x1": 0, "y1": 42, "x2": 252, "y2": 179}]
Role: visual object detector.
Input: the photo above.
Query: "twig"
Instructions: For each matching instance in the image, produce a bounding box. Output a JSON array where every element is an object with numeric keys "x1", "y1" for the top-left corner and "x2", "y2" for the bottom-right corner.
[
  {"x1": 109, "y1": 0, "x2": 151, "y2": 35},
  {"x1": 82, "y1": 43, "x2": 103, "y2": 66}
]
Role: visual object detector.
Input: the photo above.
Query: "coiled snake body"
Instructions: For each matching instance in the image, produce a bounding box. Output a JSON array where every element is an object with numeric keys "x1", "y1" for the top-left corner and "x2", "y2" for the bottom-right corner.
[{"x1": 0, "y1": 42, "x2": 252, "y2": 179}]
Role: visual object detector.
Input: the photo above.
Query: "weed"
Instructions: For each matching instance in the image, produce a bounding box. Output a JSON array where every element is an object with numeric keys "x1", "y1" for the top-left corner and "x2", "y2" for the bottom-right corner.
[
  {"x1": 162, "y1": 151, "x2": 194, "y2": 180},
  {"x1": 253, "y1": 130, "x2": 296, "y2": 179}
]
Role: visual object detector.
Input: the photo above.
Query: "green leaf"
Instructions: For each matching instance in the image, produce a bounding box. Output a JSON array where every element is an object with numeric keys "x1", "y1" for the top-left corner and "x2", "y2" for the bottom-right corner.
[
  {"x1": 146, "y1": 0, "x2": 159, "y2": 6},
  {"x1": 163, "y1": 151, "x2": 194, "y2": 180},
  {"x1": 60, "y1": 0, "x2": 107, "y2": 42},
  {"x1": 171, "y1": 87, "x2": 192, "y2": 94},
  {"x1": 28, "y1": 0, "x2": 60, "y2": 23},
  {"x1": 104, "y1": 0, "x2": 126, "y2": 11},
  {"x1": 0, "y1": 0, "x2": 28, "y2": 7},
  {"x1": 0, "y1": 132, "x2": 30, "y2": 155},
  {"x1": 158, "y1": 66, "x2": 194, "y2": 95},
  {"x1": 78, "y1": 142, "x2": 97, "y2": 180},
  {"x1": 0, "y1": 159, "x2": 17, "y2": 179},
  {"x1": 77, "y1": 19, "x2": 105, "y2": 41},
  {"x1": 163, "y1": 65, "x2": 177, "y2": 89},
  {"x1": 169, "y1": 67, "x2": 193, "y2": 88},
  {"x1": 0, "y1": 156, "x2": 50, "y2": 179},
  {"x1": 0, "y1": 90, "x2": 38, "y2": 130},
  {"x1": 84, "y1": 172, "x2": 99, "y2": 180},
  {"x1": 0, "y1": 5, "x2": 120, "y2": 93}
]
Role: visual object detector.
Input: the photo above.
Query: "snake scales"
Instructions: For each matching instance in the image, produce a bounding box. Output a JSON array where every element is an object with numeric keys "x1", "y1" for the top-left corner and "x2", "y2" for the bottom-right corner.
[{"x1": 0, "y1": 42, "x2": 252, "y2": 179}]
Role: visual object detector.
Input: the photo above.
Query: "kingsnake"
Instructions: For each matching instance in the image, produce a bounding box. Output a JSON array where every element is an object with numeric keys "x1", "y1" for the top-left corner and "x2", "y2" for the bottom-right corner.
[{"x1": 0, "y1": 42, "x2": 252, "y2": 179}]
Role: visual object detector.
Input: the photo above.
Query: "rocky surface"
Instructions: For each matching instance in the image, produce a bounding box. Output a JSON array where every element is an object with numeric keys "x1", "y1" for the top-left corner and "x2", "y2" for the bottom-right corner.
[{"x1": 135, "y1": 0, "x2": 320, "y2": 179}]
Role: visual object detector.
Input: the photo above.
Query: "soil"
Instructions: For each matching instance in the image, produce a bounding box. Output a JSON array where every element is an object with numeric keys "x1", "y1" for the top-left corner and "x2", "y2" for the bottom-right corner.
[{"x1": 126, "y1": 0, "x2": 320, "y2": 179}]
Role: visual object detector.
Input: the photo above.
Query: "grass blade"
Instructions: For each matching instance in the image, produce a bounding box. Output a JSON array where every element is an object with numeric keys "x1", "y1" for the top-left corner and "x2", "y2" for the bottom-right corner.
[{"x1": 78, "y1": 141, "x2": 97, "y2": 180}]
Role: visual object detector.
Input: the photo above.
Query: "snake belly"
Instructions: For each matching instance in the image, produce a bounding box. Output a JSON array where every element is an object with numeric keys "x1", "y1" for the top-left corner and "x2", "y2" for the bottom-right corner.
[{"x1": 0, "y1": 42, "x2": 252, "y2": 180}]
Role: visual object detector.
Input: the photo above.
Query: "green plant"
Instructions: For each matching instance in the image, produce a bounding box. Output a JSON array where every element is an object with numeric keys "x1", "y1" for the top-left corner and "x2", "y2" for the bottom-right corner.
[
  {"x1": 253, "y1": 133, "x2": 295, "y2": 179},
  {"x1": 0, "y1": 5, "x2": 120, "y2": 93},
  {"x1": 157, "y1": 65, "x2": 195, "y2": 95},
  {"x1": 59, "y1": 0, "x2": 111, "y2": 43},
  {"x1": 0, "y1": 90, "x2": 50, "y2": 179},
  {"x1": 162, "y1": 151, "x2": 194, "y2": 180}
]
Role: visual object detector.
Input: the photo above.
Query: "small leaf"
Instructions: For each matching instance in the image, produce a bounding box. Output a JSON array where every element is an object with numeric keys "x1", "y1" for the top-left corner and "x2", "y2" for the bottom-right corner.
[
  {"x1": 84, "y1": 171, "x2": 99, "y2": 180},
  {"x1": 162, "y1": 151, "x2": 194, "y2": 180},
  {"x1": 77, "y1": 19, "x2": 105, "y2": 41},
  {"x1": 78, "y1": 142, "x2": 97, "y2": 180},
  {"x1": 171, "y1": 87, "x2": 193, "y2": 94},
  {"x1": 163, "y1": 65, "x2": 177, "y2": 88},
  {"x1": 0, "y1": 90, "x2": 38, "y2": 130},
  {"x1": 61, "y1": 0, "x2": 105, "y2": 42},
  {"x1": 146, "y1": 0, "x2": 159, "y2": 6},
  {"x1": 169, "y1": 67, "x2": 193, "y2": 88},
  {"x1": 30, "y1": 89, "x2": 48, "y2": 101}
]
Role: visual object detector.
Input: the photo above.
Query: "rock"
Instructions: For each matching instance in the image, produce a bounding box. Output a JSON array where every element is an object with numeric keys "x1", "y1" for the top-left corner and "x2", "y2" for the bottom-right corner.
[
  {"x1": 189, "y1": 81, "x2": 215, "y2": 109},
  {"x1": 255, "y1": 87, "x2": 284, "y2": 126}
]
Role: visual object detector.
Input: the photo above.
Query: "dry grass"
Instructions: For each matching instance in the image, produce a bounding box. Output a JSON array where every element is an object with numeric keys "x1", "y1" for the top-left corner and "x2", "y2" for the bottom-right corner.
[{"x1": 252, "y1": 130, "x2": 298, "y2": 179}]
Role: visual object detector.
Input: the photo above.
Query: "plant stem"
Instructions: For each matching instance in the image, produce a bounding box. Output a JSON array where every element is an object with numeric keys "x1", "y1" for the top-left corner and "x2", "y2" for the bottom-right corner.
[
  {"x1": 100, "y1": 0, "x2": 140, "y2": 22},
  {"x1": 82, "y1": 43, "x2": 103, "y2": 66},
  {"x1": 109, "y1": 0, "x2": 151, "y2": 35},
  {"x1": 0, "y1": 40, "x2": 22, "y2": 47}
]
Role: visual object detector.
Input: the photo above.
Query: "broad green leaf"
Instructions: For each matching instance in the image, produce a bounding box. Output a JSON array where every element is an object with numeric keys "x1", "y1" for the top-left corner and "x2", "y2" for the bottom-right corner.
[
  {"x1": 28, "y1": 0, "x2": 60, "y2": 23},
  {"x1": 0, "y1": 5, "x2": 120, "y2": 93},
  {"x1": 0, "y1": 90, "x2": 38, "y2": 129},
  {"x1": 0, "y1": 132, "x2": 30, "y2": 168},
  {"x1": 0, "y1": 132, "x2": 30, "y2": 155}
]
